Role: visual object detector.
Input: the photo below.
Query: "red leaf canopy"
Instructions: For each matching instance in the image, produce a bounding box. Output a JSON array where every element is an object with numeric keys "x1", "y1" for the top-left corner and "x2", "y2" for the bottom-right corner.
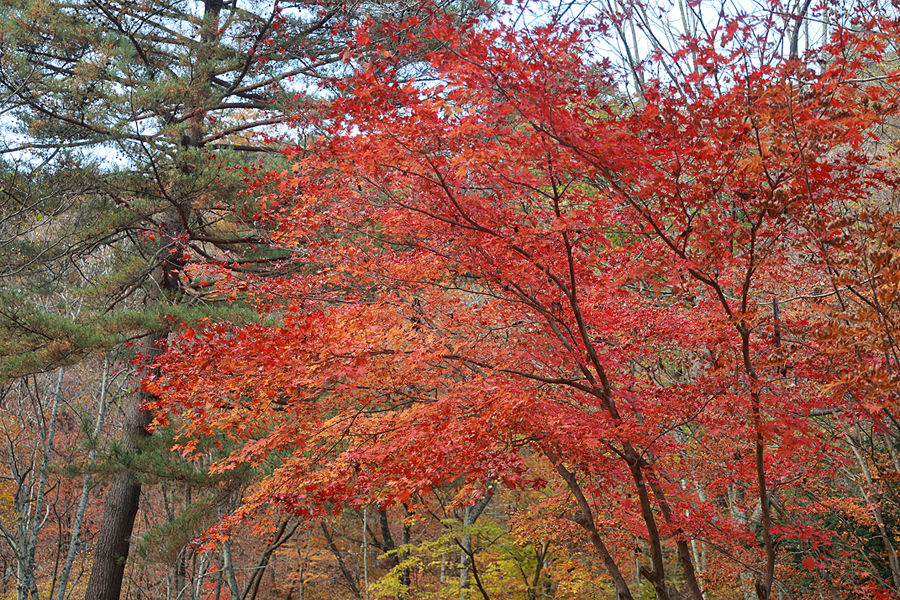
[{"x1": 149, "y1": 6, "x2": 900, "y2": 598}]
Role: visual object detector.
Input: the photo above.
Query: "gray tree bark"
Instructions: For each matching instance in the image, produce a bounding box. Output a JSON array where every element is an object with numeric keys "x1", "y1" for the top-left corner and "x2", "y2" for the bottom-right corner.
[
  {"x1": 55, "y1": 357, "x2": 112, "y2": 600},
  {"x1": 459, "y1": 490, "x2": 493, "y2": 600}
]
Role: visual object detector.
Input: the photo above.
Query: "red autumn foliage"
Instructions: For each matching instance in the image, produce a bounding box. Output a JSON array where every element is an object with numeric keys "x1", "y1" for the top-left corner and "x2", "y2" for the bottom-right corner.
[{"x1": 149, "y1": 3, "x2": 900, "y2": 598}]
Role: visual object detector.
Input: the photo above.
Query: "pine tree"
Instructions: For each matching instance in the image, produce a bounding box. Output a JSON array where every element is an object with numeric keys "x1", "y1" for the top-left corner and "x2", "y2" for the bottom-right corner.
[{"x1": 0, "y1": 1, "x2": 476, "y2": 597}]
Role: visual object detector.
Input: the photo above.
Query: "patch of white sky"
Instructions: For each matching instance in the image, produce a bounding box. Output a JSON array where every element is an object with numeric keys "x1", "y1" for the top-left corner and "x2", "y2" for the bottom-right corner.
[
  {"x1": 537, "y1": 0, "x2": 849, "y2": 97},
  {"x1": 373, "y1": 0, "x2": 854, "y2": 111},
  {"x1": 518, "y1": 0, "x2": 897, "y2": 106}
]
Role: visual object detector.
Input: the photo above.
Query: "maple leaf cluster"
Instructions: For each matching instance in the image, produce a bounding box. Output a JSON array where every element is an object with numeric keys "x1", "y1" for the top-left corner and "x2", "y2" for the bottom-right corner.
[{"x1": 148, "y1": 4, "x2": 900, "y2": 598}]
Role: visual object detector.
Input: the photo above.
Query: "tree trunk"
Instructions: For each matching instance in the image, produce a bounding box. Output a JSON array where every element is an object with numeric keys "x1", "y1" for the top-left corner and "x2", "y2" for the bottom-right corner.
[
  {"x1": 84, "y1": 337, "x2": 162, "y2": 600},
  {"x1": 321, "y1": 522, "x2": 361, "y2": 599},
  {"x1": 221, "y1": 539, "x2": 241, "y2": 600},
  {"x1": 16, "y1": 369, "x2": 64, "y2": 600},
  {"x1": 459, "y1": 491, "x2": 492, "y2": 600},
  {"x1": 400, "y1": 506, "x2": 411, "y2": 599},
  {"x1": 56, "y1": 358, "x2": 112, "y2": 600},
  {"x1": 847, "y1": 433, "x2": 900, "y2": 593}
]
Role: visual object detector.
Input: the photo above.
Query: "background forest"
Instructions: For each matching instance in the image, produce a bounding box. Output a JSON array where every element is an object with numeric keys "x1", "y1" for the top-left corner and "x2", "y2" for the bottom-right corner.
[{"x1": 0, "y1": 0, "x2": 899, "y2": 599}]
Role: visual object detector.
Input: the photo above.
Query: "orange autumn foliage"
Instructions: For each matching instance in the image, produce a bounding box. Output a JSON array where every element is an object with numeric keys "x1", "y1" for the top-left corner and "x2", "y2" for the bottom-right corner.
[{"x1": 149, "y1": 4, "x2": 900, "y2": 598}]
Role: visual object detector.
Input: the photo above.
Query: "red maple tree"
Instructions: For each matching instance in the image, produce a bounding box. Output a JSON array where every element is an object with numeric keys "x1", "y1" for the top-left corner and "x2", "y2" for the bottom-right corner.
[{"x1": 149, "y1": 3, "x2": 900, "y2": 598}]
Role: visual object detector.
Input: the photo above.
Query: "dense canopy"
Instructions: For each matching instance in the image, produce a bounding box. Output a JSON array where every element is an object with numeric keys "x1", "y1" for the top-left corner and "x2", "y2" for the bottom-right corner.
[
  {"x1": 2, "y1": 0, "x2": 900, "y2": 599},
  {"x1": 149, "y1": 2, "x2": 900, "y2": 599}
]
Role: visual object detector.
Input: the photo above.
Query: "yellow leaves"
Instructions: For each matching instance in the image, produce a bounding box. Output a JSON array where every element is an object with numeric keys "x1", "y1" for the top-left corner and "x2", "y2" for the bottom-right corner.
[{"x1": 0, "y1": 479, "x2": 16, "y2": 532}]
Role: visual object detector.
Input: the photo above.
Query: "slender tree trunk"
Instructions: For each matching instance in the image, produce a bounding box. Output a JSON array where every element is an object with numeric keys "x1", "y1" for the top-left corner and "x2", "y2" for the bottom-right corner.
[
  {"x1": 194, "y1": 551, "x2": 210, "y2": 600},
  {"x1": 321, "y1": 522, "x2": 361, "y2": 599},
  {"x1": 221, "y1": 539, "x2": 241, "y2": 600},
  {"x1": 400, "y1": 506, "x2": 412, "y2": 599},
  {"x1": 242, "y1": 518, "x2": 298, "y2": 600},
  {"x1": 728, "y1": 486, "x2": 758, "y2": 600},
  {"x1": 545, "y1": 449, "x2": 635, "y2": 600},
  {"x1": 362, "y1": 507, "x2": 369, "y2": 600},
  {"x1": 56, "y1": 358, "x2": 112, "y2": 600},
  {"x1": 459, "y1": 491, "x2": 492, "y2": 600},
  {"x1": 290, "y1": 530, "x2": 312, "y2": 600},
  {"x1": 18, "y1": 369, "x2": 64, "y2": 600},
  {"x1": 527, "y1": 541, "x2": 550, "y2": 600},
  {"x1": 377, "y1": 508, "x2": 407, "y2": 598},
  {"x1": 847, "y1": 434, "x2": 900, "y2": 592}
]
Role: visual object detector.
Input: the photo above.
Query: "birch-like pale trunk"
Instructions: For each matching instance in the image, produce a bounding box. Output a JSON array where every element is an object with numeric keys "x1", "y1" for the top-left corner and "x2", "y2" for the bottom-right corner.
[
  {"x1": 16, "y1": 368, "x2": 64, "y2": 600},
  {"x1": 459, "y1": 491, "x2": 492, "y2": 600},
  {"x1": 55, "y1": 357, "x2": 113, "y2": 600}
]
